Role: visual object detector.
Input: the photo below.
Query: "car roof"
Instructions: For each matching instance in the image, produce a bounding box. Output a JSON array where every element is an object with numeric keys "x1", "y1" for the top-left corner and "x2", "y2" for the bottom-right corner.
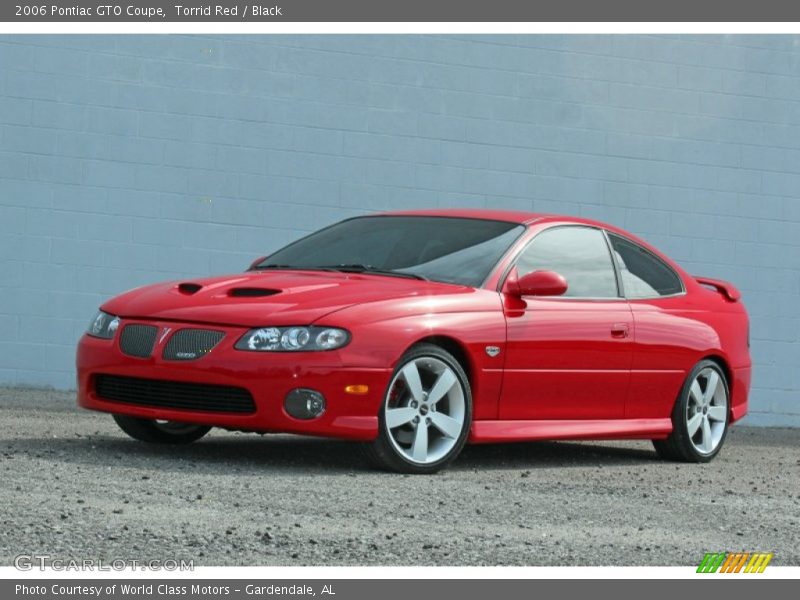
[
  {"x1": 379, "y1": 208, "x2": 612, "y2": 229},
  {"x1": 379, "y1": 208, "x2": 545, "y2": 224}
]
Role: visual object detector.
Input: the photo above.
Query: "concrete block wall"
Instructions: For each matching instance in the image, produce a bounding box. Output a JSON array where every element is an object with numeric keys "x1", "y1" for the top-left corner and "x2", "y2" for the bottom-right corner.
[{"x1": 0, "y1": 35, "x2": 798, "y2": 425}]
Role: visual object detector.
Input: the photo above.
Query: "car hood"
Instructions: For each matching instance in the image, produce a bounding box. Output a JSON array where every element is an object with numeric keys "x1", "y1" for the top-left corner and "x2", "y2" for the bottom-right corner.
[{"x1": 102, "y1": 270, "x2": 467, "y2": 327}]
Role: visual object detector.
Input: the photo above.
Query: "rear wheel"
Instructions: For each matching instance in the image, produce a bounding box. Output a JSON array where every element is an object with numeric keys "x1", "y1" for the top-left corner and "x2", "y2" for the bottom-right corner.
[
  {"x1": 364, "y1": 344, "x2": 472, "y2": 474},
  {"x1": 653, "y1": 360, "x2": 730, "y2": 462},
  {"x1": 113, "y1": 414, "x2": 211, "y2": 444}
]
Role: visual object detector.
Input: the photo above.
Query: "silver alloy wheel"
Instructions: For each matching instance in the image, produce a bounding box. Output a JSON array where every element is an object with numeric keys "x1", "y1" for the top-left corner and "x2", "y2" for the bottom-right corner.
[
  {"x1": 686, "y1": 367, "x2": 728, "y2": 455},
  {"x1": 384, "y1": 356, "x2": 466, "y2": 465}
]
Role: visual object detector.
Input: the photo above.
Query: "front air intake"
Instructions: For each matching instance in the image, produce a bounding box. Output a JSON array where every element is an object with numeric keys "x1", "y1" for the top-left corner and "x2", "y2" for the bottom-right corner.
[
  {"x1": 95, "y1": 375, "x2": 255, "y2": 414},
  {"x1": 178, "y1": 283, "x2": 202, "y2": 295},
  {"x1": 228, "y1": 288, "x2": 281, "y2": 298}
]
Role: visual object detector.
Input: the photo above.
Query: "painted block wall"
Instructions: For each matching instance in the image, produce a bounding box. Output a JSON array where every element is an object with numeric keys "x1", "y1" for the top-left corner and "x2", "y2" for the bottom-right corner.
[{"x1": 0, "y1": 35, "x2": 798, "y2": 425}]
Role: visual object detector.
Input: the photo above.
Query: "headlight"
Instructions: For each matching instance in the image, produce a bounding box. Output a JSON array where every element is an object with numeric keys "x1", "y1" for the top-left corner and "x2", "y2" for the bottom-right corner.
[
  {"x1": 235, "y1": 326, "x2": 350, "y2": 352},
  {"x1": 86, "y1": 310, "x2": 120, "y2": 339}
]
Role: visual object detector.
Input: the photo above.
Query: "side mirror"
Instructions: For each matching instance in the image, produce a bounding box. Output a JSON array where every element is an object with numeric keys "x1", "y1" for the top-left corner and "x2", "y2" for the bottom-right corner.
[
  {"x1": 504, "y1": 269, "x2": 568, "y2": 297},
  {"x1": 248, "y1": 256, "x2": 267, "y2": 271}
]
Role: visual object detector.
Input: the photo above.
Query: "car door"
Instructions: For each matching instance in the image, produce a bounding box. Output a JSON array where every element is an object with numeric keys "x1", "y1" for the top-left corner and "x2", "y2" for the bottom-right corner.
[
  {"x1": 499, "y1": 225, "x2": 633, "y2": 420},
  {"x1": 605, "y1": 233, "x2": 696, "y2": 420}
]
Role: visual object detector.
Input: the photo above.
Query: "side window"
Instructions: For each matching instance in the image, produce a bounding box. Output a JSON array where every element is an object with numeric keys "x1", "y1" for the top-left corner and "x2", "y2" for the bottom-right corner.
[
  {"x1": 608, "y1": 234, "x2": 683, "y2": 298},
  {"x1": 515, "y1": 226, "x2": 619, "y2": 298}
]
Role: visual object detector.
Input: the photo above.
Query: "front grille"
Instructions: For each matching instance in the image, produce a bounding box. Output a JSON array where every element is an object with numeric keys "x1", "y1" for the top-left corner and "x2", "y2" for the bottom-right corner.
[
  {"x1": 95, "y1": 375, "x2": 256, "y2": 414},
  {"x1": 163, "y1": 329, "x2": 225, "y2": 361},
  {"x1": 119, "y1": 324, "x2": 158, "y2": 358}
]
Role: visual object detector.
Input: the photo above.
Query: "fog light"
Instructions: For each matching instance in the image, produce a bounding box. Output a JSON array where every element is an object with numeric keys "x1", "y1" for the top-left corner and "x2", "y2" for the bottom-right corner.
[{"x1": 284, "y1": 388, "x2": 326, "y2": 420}]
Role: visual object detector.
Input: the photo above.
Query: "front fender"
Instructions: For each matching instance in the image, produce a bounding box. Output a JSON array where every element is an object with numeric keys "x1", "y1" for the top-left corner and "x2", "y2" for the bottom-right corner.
[{"x1": 321, "y1": 295, "x2": 507, "y2": 420}]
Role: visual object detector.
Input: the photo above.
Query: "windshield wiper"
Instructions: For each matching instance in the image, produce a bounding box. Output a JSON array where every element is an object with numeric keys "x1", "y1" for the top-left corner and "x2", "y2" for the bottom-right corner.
[
  {"x1": 252, "y1": 263, "x2": 427, "y2": 281},
  {"x1": 320, "y1": 264, "x2": 427, "y2": 281},
  {"x1": 250, "y1": 263, "x2": 337, "y2": 272}
]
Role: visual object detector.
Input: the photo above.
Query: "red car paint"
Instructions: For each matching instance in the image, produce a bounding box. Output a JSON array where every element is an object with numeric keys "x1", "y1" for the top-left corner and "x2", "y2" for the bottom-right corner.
[{"x1": 77, "y1": 210, "x2": 750, "y2": 443}]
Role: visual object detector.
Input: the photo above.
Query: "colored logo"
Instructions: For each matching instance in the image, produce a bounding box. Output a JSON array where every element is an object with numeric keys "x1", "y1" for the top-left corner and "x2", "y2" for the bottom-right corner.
[{"x1": 697, "y1": 552, "x2": 773, "y2": 573}]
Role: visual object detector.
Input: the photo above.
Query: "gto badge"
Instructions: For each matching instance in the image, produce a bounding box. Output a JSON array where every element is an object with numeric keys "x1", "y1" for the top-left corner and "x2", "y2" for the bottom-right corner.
[{"x1": 485, "y1": 345, "x2": 501, "y2": 357}]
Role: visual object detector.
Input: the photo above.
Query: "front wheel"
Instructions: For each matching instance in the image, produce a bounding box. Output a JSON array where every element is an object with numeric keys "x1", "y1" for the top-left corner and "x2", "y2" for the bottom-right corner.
[
  {"x1": 364, "y1": 344, "x2": 472, "y2": 474},
  {"x1": 113, "y1": 414, "x2": 211, "y2": 444},
  {"x1": 653, "y1": 360, "x2": 730, "y2": 462}
]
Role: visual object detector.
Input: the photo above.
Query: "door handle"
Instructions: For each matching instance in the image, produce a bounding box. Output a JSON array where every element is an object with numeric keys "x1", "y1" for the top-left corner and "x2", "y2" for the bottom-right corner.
[{"x1": 611, "y1": 323, "x2": 629, "y2": 339}]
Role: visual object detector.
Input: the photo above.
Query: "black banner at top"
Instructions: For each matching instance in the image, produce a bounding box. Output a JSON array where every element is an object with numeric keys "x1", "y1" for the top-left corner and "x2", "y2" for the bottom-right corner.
[{"x1": 3, "y1": 0, "x2": 800, "y2": 22}]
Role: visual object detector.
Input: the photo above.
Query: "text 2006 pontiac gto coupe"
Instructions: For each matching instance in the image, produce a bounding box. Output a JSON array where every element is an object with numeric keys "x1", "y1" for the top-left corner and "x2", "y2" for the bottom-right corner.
[{"x1": 77, "y1": 210, "x2": 750, "y2": 473}]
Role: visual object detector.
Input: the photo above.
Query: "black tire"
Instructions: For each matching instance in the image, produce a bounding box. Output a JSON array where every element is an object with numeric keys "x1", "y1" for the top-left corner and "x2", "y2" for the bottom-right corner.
[
  {"x1": 653, "y1": 359, "x2": 730, "y2": 463},
  {"x1": 363, "y1": 343, "x2": 472, "y2": 474},
  {"x1": 113, "y1": 414, "x2": 211, "y2": 444}
]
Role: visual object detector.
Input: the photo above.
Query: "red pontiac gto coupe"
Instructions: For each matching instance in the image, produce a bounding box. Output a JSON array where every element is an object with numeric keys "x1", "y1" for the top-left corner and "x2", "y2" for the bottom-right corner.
[{"x1": 77, "y1": 210, "x2": 751, "y2": 473}]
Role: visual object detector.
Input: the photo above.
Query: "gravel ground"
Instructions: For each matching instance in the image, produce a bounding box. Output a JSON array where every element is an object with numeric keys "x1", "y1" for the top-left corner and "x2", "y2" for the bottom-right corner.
[{"x1": 1, "y1": 387, "x2": 798, "y2": 567}]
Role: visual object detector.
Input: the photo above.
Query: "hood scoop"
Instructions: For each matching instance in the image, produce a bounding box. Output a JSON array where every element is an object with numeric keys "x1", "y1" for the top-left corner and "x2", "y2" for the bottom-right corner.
[
  {"x1": 228, "y1": 287, "x2": 281, "y2": 298},
  {"x1": 177, "y1": 282, "x2": 203, "y2": 295}
]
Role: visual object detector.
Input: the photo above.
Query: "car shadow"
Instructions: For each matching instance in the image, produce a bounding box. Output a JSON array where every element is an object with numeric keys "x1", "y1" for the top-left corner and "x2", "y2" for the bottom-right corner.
[
  {"x1": 455, "y1": 439, "x2": 659, "y2": 471},
  {"x1": 7, "y1": 432, "x2": 659, "y2": 475}
]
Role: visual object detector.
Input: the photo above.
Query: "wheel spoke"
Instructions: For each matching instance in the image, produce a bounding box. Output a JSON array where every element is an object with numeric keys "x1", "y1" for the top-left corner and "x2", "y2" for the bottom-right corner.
[
  {"x1": 427, "y1": 368, "x2": 457, "y2": 406},
  {"x1": 707, "y1": 405, "x2": 727, "y2": 422},
  {"x1": 687, "y1": 413, "x2": 703, "y2": 436},
  {"x1": 401, "y1": 362, "x2": 425, "y2": 403},
  {"x1": 386, "y1": 355, "x2": 466, "y2": 465},
  {"x1": 704, "y1": 371, "x2": 719, "y2": 403},
  {"x1": 701, "y1": 417, "x2": 713, "y2": 453},
  {"x1": 429, "y1": 412, "x2": 462, "y2": 439},
  {"x1": 386, "y1": 407, "x2": 417, "y2": 429},
  {"x1": 690, "y1": 380, "x2": 703, "y2": 405},
  {"x1": 685, "y1": 368, "x2": 728, "y2": 455},
  {"x1": 411, "y1": 422, "x2": 428, "y2": 462}
]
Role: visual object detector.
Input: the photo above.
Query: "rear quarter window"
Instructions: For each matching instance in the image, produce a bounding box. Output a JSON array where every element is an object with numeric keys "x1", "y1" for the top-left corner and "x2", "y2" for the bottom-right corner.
[{"x1": 608, "y1": 234, "x2": 684, "y2": 298}]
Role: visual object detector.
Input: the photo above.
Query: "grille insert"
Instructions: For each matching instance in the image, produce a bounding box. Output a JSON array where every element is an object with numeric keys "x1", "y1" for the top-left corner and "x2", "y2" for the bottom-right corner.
[
  {"x1": 163, "y1": 329, "x2": 225, "y2": 361},
  {"x1": 119, "y1": 324, "x2": 158, "y2": 358},
  {"x1": 95, "y1": 375, "x2": 255, "y2": 414}
]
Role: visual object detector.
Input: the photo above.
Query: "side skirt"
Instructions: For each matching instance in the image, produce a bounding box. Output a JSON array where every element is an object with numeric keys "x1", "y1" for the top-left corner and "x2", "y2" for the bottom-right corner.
[{"x1": 469, "y1": 418, "x2": 672, "y2": 444}]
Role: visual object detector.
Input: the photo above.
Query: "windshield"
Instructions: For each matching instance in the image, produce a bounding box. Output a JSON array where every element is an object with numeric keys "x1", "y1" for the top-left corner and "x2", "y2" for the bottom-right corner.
[{"x1": 258, "y1": 216, "x2": 525, "y2": 287}]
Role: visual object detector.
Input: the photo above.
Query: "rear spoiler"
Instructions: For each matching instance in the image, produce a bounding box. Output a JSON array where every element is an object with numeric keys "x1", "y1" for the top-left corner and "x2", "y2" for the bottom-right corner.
[{"x1": 694, "y1": 276, "x2": 741, "y2": 302}]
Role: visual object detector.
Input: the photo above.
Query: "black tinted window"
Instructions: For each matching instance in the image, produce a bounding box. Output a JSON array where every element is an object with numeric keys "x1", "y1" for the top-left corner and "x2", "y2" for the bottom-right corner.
[
  {"x1": 516, "y1": 226, "x2": 619, "y2": 298},
  {"x1": 261, "y1": 216, "x2": 524, "y2": 287},
  {"x1": 608, "y1": 234, "x2": 683, "y2": 298}
]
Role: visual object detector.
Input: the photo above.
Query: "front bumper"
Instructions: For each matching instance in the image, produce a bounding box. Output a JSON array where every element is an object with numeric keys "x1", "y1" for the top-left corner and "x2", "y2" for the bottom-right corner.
[{"x1": 76, "y1": 320, "x2": 389, "y2": 440}]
